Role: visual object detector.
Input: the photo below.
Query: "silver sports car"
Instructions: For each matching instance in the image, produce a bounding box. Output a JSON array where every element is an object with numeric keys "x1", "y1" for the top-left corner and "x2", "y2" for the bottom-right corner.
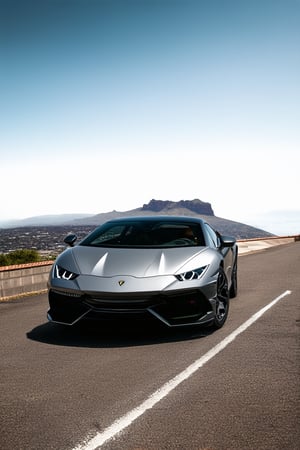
[{"x1": 47, "y1": 216, "x2": 238, "y2": 329}]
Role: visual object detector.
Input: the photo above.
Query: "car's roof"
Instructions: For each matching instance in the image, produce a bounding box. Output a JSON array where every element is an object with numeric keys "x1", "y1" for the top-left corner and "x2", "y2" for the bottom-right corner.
[{"x1": 105, "y1": 216, "x2": 206, "y2": 225}]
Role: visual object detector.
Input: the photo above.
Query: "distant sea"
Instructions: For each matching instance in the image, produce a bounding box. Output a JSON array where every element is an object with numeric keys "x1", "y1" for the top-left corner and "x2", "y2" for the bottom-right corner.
[{"x1": 240, "y1": 211, "x2": 300, "y2": 236}]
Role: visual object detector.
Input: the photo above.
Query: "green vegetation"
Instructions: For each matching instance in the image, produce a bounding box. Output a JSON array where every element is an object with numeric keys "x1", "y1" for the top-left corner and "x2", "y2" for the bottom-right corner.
[{"x1": 0, "y1": 249, "x2": 41, "y2": 266}]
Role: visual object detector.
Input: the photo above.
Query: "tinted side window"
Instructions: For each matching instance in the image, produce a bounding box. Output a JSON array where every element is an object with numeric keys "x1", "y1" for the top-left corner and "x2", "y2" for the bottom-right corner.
[{"x1": 204, "y1": 223, "x2": 220, "y2": 248}]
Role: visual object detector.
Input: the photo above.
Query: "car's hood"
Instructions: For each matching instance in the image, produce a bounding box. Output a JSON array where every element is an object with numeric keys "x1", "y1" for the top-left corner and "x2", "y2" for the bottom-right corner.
[{"x1": 62, "y1": 245, "x2": 209, "y2": 277}]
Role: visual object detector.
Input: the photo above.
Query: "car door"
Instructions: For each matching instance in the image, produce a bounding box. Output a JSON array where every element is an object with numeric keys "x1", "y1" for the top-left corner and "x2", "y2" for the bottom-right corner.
[{"x1": 203, "y1": 223, "x2": 234, "y2": 282}]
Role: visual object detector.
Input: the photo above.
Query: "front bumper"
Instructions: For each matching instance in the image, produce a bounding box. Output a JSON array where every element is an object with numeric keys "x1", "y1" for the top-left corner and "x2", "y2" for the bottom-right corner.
[{"x1": 47, "y1": 286, "x2": 216, "y2": 327}]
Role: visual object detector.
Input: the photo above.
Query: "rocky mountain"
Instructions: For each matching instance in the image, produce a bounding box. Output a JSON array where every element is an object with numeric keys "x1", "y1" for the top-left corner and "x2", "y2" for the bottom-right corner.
[
  {"x1": 0, "y1": 199, "x2": 275, "y2": 239},
  {"x1": 71, "y1": 199, "x2": 274, "y2": 239},
  {"x1": 141, "y1": 199, "x2": 214, "y2": 215}
]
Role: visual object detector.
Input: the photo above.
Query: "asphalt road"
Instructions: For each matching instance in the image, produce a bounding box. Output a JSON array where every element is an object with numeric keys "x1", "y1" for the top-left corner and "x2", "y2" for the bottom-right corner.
[{"x1": 1, "y1": 243, "x2": 299, "y2": 450}]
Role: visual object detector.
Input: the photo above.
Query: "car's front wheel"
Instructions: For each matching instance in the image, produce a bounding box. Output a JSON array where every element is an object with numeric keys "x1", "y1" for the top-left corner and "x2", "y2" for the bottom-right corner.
[{"x1": 213, "y1": 267, "x2": 230, "y2": 328}]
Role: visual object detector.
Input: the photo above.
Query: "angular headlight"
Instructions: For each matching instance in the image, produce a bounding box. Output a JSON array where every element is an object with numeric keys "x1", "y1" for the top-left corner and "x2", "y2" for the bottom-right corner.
[
  {"x1": 54, "y1": 264, "x2": 79, "y2": 280},
  {"x1": 175, "y1": 265, "x2": 208, "y2": 281}
]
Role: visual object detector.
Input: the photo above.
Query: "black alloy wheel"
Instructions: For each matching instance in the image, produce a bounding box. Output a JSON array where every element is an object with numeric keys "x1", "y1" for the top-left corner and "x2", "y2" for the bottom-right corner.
[{"x1": 213, "y1": 267, "x2": 230, "y2": 328}]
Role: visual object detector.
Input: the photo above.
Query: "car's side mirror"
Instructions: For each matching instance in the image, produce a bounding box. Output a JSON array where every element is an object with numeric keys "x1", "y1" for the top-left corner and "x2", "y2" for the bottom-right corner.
[
  {"x1": 64, "y1": 234, "x2": 78, "y2": 247},
  {"x1": 219, "y1": 235, "x2": 236, "y2": 248}
]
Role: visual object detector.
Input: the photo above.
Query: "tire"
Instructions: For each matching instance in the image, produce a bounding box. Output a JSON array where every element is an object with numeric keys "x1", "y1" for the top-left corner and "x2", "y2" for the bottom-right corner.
[
  {"x1": 213, "y1": 267, "x2": 230, "y2": 329},
  {"x1": 229, "y1": 257, "x2": 238, "y2": 298}
]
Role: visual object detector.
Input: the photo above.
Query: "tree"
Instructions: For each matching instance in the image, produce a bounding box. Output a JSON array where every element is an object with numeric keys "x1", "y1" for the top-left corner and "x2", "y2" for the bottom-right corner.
[{"x1": 0, "y1": 249, "x2": 41, "y2": 266}]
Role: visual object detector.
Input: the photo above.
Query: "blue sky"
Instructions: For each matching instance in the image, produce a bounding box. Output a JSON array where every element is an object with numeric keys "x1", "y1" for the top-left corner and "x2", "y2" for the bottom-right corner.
[{"x1": 0, "y1": 0, "x2": 299, "y2": 234}]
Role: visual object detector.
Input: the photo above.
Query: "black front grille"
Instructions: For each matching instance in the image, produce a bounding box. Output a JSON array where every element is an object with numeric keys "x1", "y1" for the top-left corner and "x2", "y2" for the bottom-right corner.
[{"x1": 83, "y1": 296, "x2": 158, "y2": 311}]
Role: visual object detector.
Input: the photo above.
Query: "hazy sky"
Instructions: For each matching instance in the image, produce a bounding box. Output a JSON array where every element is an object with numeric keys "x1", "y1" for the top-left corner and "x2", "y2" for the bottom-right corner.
[{"x1": 1, "y1": 0, "x2": 299, "y2": 234}]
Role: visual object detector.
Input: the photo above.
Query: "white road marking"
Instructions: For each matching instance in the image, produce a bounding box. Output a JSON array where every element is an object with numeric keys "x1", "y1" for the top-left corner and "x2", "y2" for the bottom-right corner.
[{"x1": 73, "y1": 290, "x2": 292, "y2": 450}]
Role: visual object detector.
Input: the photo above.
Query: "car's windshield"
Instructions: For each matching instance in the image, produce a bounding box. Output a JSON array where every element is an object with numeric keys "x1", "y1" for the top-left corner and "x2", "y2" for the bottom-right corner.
[{"x1": 80, "y1": 220, "x2": 205, "y2": 248}]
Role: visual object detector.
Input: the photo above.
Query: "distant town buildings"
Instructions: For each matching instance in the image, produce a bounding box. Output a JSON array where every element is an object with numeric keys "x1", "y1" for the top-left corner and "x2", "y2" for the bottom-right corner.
[{"x1": 0, "y1": 226, "x2": 94, "y2": 257}]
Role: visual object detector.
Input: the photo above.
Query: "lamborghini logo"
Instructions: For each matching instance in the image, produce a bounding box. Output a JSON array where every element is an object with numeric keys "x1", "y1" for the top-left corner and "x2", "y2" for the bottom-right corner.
[{"x1": 118, "y1": 280, "x2": 125, "y2": 286}]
